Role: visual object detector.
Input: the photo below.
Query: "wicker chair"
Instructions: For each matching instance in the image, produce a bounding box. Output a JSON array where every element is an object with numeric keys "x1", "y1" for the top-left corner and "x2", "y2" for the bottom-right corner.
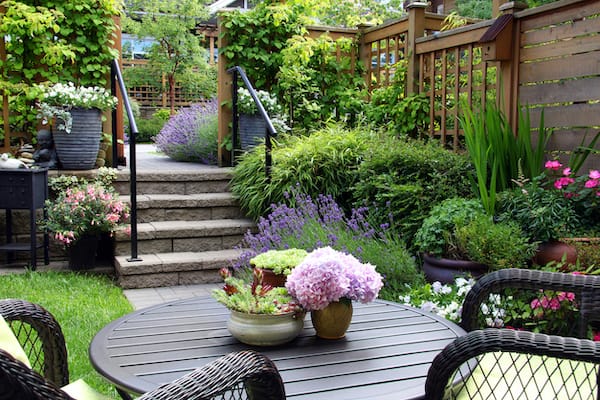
[
  {"x1": 425, "y1": 268, "x2": 600, "y2": 399},
  {"x1": 0, "y1": 299, "x2": 285, "y2": 400}
]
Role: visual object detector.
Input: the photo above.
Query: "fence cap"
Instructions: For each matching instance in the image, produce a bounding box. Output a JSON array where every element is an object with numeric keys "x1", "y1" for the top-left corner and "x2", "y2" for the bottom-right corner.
[{"x1": 405, "y1": 1, "x2": 428, "y2": 9}]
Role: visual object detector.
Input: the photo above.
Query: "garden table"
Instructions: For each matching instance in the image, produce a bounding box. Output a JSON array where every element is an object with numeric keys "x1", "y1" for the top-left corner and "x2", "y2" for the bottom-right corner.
[{"x1": 89, "y1": 296, "x2": 465, "y2": 399}]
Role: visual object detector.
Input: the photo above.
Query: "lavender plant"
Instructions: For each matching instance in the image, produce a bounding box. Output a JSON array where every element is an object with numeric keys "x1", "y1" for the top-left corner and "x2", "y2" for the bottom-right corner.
[
  {"x1": 153, "y1": 99, "x2": 218, "y2": 164},
  {"x1": 235, "y1": 189, "x2": 423, "y2": 299}
]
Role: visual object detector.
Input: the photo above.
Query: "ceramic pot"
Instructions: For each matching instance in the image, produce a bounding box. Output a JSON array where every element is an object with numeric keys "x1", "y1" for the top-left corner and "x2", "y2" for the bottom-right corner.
[
  {"x1": 67, "y1": 234, "x2": 99, "y2": 270},
  {"x1": 239, "y1": 114, "x2": 267, "y2": 151},
  {"x1": 422, "y1": 253, "x2": 488, "y2": 284},
  {"x1": 310, "y1": 299, "x2": 353, "y2": 339},
  {"x1": 227, "y1": 310, "x2": 305, "y2": 346},
  {"x1": 533, "y1": 240, "x2": 578, "y2": 267},
  {"x1": 53, "y1": 108, "x2": 102, "y2": 170},
  {"x1": 253, "y1": 268, "x2": 287, "y2": 288}
]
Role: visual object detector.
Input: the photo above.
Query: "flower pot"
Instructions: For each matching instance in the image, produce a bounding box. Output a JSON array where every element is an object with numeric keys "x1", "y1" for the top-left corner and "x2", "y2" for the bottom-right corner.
[
  {"x1": 53, "y1": 108, "x2": 102, "y2": 170},
  {"x1": 227, "y1": 310, "x2": 305, "y2": 346},
  {"x1": 239, "y1": 114, "x2": 267, "y2": 151},
  {"x1": 422, "y1": 253, "x2": 488, "y2": 284},
  {"x1": 253, "y1": 268, "x2": 287, "y2": 288},
  {"x1": 310, "y1": 299, "x2": 353, "y2": 339},
  {"x1": 533, "y1": 240, "x2": 578, "y2": 267},
  {"x1": 67, "y1": 234, "x2": 99, "y2": 270}
]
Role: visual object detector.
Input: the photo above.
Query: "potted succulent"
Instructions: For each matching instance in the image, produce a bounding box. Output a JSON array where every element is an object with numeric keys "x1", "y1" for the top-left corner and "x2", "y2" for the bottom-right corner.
[
  {"x1": 42, "y1": 168, "x2": 129, "y2": 270},
  {"x1": 249, "y1": 248, "x2": 308, "y2": 287},
  {"x1": 212, "y1": 268, "x2": 305, "y2": 346},
  {"x1": 285, "y1": 247, "x2": 383, "y2": 339},
  {"x1": 36, "y1": 82, "x2": 118, "y2": 169},
  {"x1": 415, "y1": 197, "x2": 536, "y2": 283}
]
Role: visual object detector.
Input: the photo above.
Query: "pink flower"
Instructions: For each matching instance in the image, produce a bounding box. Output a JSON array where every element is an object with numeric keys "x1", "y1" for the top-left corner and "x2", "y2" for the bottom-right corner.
[
  {"x1": 594, "y1": 331, "x2": 600, "y2": 341},
  {"x1": 545, "y1": 160, "x2": 562, "y2": 170},
  {"x1": 562, "y1": 168, "x2": 571, "y2": 176},
  {"x1": 589, "y1": 170, "x2": 600, "y2": 179},
  {"x1": 553, "y1": 177, "x2": 575, "y2": 190},
  {"x1": 585, "y1": 179, "x2": 599, "y2": 188}
]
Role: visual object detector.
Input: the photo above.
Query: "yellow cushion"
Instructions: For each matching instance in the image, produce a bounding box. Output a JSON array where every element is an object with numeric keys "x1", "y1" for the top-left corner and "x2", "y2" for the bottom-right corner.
[
  {"x1": 0, "y1": 314, "x2": 31, "y2": 368},
  {"x1": 61, "y1": 379, "x2": 112, "y2": 400},
  {"x1": 447, "y1": 352, "x2": 597, "y2": 400}
]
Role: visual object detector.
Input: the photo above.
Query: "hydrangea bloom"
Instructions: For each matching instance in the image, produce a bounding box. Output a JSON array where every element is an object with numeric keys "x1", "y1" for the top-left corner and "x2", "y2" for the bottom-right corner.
[{"x1": 285, "y1": 247, "x2": 383, "y2": 311}]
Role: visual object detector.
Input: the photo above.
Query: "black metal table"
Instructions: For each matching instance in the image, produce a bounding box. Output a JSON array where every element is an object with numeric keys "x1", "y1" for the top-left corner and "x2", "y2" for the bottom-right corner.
[{"x1": 90, "y1": 297, "x2": 465, "y2": 399}]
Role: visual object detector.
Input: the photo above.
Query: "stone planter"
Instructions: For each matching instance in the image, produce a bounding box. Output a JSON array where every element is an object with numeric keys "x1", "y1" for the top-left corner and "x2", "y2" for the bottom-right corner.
[{"x1": 227, "y1": 310, "x2": 305, "y2": 346}]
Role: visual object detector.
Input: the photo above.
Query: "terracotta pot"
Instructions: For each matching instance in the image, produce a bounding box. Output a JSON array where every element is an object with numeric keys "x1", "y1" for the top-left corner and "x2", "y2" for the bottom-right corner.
[
  {"x1": 310, "y1": 299, "x2": 353, "y2": 339},
  {"x1": 254, "y1": 268, "x2": 287, "y2": 288},
  {"x1": 533, "y1": 240, "x2": 578, "y2": 267},
  {"x1": 227, "y1": 310, "x2": 305, "y2": 346},
  {"x1": 422, "y1": 253, "x2": 488, "y2": 284}
]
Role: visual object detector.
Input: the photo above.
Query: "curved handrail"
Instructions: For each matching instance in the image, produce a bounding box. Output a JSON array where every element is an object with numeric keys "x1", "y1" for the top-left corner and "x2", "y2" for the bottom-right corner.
[{"x1": 227, "y1": 66, "x2": 275, "y2": 178}]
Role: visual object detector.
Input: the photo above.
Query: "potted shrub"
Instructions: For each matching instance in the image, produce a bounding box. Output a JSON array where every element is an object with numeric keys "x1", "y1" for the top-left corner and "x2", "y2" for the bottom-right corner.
[
  {"x1": 414, "y1": 197, "x2": 535, "y2": 283},
  {"x1": 249, "y1": 248, "x2": 308, "y2": 287},
  {"x1": 212, "y1": 268, "x2": 305, "y2": 346},
  {"x1": 36, "y1": 82, "x2": 118, "y2": 169},
  {"x1": 42, "y1": 168, "x2": 129, "y2": 270},
  {"x1": 236, "y1": 87, "x2": 288, "y2": 150}
]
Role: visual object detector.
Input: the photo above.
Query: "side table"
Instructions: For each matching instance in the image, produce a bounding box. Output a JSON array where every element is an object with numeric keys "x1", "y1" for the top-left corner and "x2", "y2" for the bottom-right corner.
[{"x1": 0, "y1": 168, "x2": 49, "y2": 270}]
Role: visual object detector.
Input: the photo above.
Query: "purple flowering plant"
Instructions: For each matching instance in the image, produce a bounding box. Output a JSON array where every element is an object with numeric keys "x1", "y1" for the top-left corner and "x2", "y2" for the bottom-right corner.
[
  {"x1": 285, "y1": 247, "x2": 383, "y2": 311},
  {"x1": 154, "y1": 99, "x2": 218, "y2": 164}
]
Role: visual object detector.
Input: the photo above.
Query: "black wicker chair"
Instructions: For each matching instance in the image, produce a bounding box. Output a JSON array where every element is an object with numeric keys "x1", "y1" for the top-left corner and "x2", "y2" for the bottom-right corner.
[
  {"x1": 0, "y1": 299, "x2": 285, "y2": 400},
  {"x1": 425, "y1": 268, "x2": 600, "y2": 399}
]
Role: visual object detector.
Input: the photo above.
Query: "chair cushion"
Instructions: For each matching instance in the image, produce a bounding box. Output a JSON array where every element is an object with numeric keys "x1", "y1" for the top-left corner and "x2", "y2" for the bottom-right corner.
[
  {"x1": 0, "y1": 314, "x2": 31, "y2": 368},
  {"x1": 448, "y1": 352, "x2": 597, "y2": 399},
  {"x1": 61, "y1": 379, "x2": 112, "y2": 400}
]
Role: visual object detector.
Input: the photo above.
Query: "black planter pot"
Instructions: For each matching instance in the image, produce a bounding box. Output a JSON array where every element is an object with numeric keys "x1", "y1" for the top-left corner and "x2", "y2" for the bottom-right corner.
[
  {"x1": 422, "y1": 253, "x2": 489, "y2": 284},
  {"x1": 53, "y1": 107, "x2": 102, "y2": 170},
  {"x1": 239, "y1": 114, "x2": 267, "y2": 151},
  {"x1": 67, "y1": 234, "x2": 99, "y2": 270}
]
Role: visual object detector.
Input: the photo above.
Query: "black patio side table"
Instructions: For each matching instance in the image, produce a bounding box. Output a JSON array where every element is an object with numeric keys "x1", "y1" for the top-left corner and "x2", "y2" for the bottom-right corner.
[
  {"x1": 90, "y1": 297, "x2": 466, "y2": 400},
  {"x1": 0, "y1": 168, "x2": 49, "y2": 269}
]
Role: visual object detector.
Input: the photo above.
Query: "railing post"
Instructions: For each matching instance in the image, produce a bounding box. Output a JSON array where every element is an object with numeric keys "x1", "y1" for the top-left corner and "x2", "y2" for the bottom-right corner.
[
  {"x1": 217, "y1": 10, "x2": 233, "y2": 167},
  {"x1": 406, "y1": 1, "x2": 428, "y2": 96}
]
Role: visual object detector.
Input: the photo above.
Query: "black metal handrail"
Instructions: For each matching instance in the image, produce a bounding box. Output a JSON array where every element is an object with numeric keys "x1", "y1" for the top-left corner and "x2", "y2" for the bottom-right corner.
[
  {"x1": 227, "y1": 66, "x2": 275, "y2": 179},
  {"x1": 111, "y1": 59, "x2": 142, "y2": 262}
]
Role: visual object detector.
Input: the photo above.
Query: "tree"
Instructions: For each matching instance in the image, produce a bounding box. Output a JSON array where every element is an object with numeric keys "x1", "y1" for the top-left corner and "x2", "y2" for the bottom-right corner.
[{"x1": 124, "y1": 0, "x2": 211, "y2": 114}]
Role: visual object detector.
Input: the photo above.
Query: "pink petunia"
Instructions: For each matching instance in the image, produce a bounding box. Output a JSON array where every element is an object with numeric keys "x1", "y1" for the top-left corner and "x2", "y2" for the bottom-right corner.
[
  {"x1": 562, "y1": 168, "x2": 572, "y2": 176},
  {"x1": 585, "y1": 179, "x2": 599, "y2": 189},
  {"x1": 554, "y1": 177, "x2": 575, "y2": 190},
  {"x1": 545, "y1": 160, "x2": 562, "y2": 170},
  {"x1": 589, "y1": 170, "x2": 600, "y2": 180}
]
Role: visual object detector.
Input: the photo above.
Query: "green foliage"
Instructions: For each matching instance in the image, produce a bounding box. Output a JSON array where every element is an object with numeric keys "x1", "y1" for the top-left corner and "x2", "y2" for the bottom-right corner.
[
  {"x1": 414, "y1": 197, "x2": 485, "y2": 258},
  {"x1": 0, "y1": 0, "x2": 120, "y2": 136},
  {"x1": 0, "y1": 271, "x2": 133, "y2": 397},
  {"x1": 496, "y1": 176, "x2": 580, "y2": 242},
  {"x1": 124, "y1": 0, "x2": 211, "y2": 113},
  {"x1": 352, "y1": 136, "x2": 474, "y2": 243},
  {"x1": 220, "y1": 1, "x2": 307, "y2": 90},
  {"x1": 136, "y1": 114, "x2": 168, "y2": 143},
  {"x1": 286, "y1": 0, "x2": 404, "y2": 28},
  {"x1": 231, "y1": 124, "x2": 372, "y2": 218},
  {"x1": 250, "y1": 249, "x2": 308, "y2": 275},
  {"x1": 278, "y1": 34, "x2": 366, "y2": 131},
  {"x1": 454, "y1": 215, "x2": 538, "y2": 269},
  {"x1": 461, "y1": 102, "x2": 551, "y2": 215}
]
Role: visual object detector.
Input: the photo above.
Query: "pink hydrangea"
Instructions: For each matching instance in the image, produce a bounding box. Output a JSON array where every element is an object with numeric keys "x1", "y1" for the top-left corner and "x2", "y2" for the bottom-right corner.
[{"x1": 285, "y1": 247, "x2": 383, "y2": 311}]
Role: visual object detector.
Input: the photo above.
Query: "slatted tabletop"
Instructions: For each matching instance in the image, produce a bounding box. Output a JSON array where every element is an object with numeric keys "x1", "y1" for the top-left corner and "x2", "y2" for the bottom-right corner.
[{"x1": 89, "y1": 296, "x2": 465, "y2": 399}]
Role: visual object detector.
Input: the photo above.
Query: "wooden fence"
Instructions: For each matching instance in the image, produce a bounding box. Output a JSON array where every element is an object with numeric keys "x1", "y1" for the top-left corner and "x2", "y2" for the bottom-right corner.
[{"x1": 217, "y1": 0, "x2": 599, "y2": 167}]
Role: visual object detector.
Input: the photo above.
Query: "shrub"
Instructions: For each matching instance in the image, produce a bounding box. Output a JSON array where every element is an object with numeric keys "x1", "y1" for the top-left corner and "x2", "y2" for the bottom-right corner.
[
  {"x1": 235, "y1": 190, "x2": 424, "y2": 301},
  {"x1": 352, "y1": 136, "x2": 474, "y2": 245},
  {"x1": 134, "y1": 108, "x2": 170, "y2": 143},
  {"x1": 154, "y1": 100, "x2": 218, "y2": 164},
  {"x1": 231, "y1": 124, "x2": 373, "y2": 218}
]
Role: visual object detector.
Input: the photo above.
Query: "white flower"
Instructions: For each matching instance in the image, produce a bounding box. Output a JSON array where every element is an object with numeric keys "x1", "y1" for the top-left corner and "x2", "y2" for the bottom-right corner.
[
  {"x1": 440, "y1": 285, "x2": 452, "y2": 295},
  {"x1": 480, "y1": 303, "x2": 489, "y2": 315},
  {"x1": 420, "y1": 301, "x2": 436, "y2": 313},
  {"x1": 432, "y1": 281, "x2": 443, "y2": 293}
]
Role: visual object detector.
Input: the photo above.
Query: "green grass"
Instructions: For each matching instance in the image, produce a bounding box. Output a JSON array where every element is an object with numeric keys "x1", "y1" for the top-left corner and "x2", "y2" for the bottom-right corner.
[{"x1": 0, "y1": 271, "x2": 133, "y2": 398}]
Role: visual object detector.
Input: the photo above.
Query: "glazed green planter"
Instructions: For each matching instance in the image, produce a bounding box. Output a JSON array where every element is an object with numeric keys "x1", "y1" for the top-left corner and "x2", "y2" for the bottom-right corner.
[{"x1": 227, "y1": 310, "x2": 305, "y2": 346}]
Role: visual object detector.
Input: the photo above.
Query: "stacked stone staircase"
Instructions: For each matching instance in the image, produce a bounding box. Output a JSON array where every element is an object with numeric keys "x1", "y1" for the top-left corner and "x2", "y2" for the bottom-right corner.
[{"x1": 113, "y1": 168, "x2": 254, "y2": 289}]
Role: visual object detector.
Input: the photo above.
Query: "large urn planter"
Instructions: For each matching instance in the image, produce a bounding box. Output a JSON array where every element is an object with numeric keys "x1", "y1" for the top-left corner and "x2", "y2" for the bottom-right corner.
[
  {"x1": 227, "y1": 310, "x2": 305, "y2": 346},
  {"x1": 239, "y1": 114, "x2": 267, "y2": 151},
  {"x1": 53, "y1": 108, "x2": 103, "y2": 170},
  {"x1": 533, "y1": 240, "x2": 578, "y2": 267},
  {"x1": 422, "y1": 253, "x2": 489, "y2": 284}
]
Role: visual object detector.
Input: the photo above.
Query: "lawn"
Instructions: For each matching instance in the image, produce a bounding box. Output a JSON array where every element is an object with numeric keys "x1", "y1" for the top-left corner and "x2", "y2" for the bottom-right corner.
[{"x1": 0, "y1": 271, "x2": 133, "y2": 398}]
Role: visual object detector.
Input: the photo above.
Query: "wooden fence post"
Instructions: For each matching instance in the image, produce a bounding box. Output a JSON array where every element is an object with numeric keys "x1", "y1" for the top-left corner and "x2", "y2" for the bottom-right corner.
[
  {"x1": 406, "y1": 1, "x2": 427, "y2": 95},
  {"x1": 217, "y1": 10, "x2": 233, "y2": 167}
]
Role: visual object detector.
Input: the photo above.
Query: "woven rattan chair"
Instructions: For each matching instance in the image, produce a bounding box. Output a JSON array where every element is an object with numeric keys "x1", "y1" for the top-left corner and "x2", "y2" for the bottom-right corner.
[
  {"x1": 425, "y1": 268, "x2": 600, "y2": 399},
  {"x1": 0, "y1": 299, "x2": 285, "y2": 400}
]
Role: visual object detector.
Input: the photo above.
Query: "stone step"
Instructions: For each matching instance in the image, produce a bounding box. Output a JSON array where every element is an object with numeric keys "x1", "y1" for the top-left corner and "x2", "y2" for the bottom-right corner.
[
  {"x1": 122, "y1": 193, "x2": 244, "y2": 223},
  {"x1": 114, "y1": 219, "x2": 255, "y2": 256},
  {"x1": 114, "y1": 169, "x2": 233, "y2": 195},
  {"x1": 115, "y1": 249, "x2": 243, "y2": 289}
]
